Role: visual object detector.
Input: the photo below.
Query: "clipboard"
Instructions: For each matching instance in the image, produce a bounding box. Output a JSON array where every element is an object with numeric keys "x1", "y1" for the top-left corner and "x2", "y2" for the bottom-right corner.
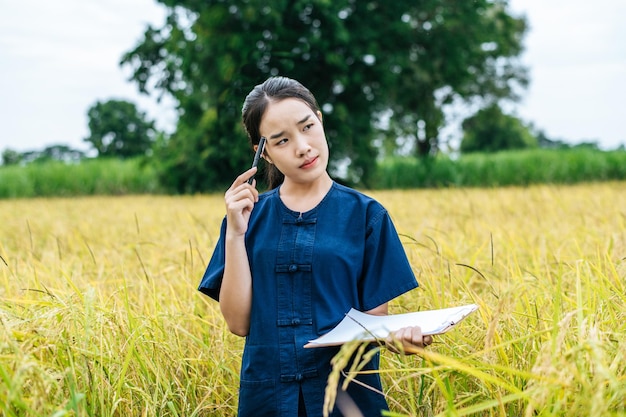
[{"x1": 304, "y1": 304, "x2": 478, "y2": 348}]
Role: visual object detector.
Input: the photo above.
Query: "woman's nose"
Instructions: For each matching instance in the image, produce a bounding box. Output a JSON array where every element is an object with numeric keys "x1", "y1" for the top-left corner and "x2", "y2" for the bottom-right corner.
[{"x1": 295, "y1": 135, "x2": 311, "y2": 156}]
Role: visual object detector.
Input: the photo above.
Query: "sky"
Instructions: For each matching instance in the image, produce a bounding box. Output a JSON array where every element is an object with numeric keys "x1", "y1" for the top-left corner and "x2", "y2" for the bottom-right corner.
[{"x1": 1, "y1": 0, "x2": 625, "y2": 154}]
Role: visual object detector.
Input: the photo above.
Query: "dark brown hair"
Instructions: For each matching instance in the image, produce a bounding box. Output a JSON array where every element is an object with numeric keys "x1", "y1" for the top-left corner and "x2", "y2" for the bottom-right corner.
[{"x1": 242, "y1": 76, "x2": 321, "y2": 189}]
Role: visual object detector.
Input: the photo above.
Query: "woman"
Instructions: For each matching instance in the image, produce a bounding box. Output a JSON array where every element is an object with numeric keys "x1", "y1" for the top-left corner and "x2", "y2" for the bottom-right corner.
[{"x1": 199, "y1": 76, "x2": 431, "y2": 416}]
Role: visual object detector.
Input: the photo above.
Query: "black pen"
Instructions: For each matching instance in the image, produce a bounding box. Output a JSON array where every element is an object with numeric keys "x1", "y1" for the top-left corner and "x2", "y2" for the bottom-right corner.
[{"x1": 247, "y1": 136, "x2": 267, "y2": 185}]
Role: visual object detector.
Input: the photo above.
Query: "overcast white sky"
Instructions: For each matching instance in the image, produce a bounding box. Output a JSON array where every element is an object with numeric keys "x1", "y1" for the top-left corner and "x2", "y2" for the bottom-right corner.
[{"x1": 1, "y1": 0, "x2": 625, "y2": 154}]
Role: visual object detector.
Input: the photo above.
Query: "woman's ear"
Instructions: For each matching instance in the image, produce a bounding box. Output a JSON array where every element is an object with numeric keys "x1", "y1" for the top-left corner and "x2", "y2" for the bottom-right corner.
[
  {"x1": 254, "y1": 145, "x2": 272, "y2": 164},
  {"x1": 317, "y1": 110, "x2": 323, "y2": 123}
]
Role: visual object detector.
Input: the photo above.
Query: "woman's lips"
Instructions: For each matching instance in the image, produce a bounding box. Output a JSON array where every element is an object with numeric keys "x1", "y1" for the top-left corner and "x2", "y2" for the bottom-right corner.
[{"x1": 300, "y1": 156, "x2": 318, "y2": 169}]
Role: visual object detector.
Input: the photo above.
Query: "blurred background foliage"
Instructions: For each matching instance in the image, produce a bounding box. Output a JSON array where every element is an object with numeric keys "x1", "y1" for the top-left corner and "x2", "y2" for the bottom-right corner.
[
  {"x1": 118, "y1": 0, "x2": 528, "y2": 190},
  {"x1": 2, "y1": 0, "x2": 624, "y2": 196}
]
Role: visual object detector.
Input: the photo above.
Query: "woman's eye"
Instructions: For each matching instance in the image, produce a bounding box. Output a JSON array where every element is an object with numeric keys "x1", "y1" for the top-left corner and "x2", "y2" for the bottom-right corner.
[
  {"x1": 303, "y1": 123, "x2": 314, "y2": 131},
  {"x1": 277, "y1": 138, "x2": 288, "y2": 145}
]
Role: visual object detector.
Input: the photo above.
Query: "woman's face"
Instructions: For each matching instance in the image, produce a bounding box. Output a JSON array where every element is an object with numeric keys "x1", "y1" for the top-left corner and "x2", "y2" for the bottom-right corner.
[{"x1": 258, "y1": 98, "x2": 329, "y2": 185}]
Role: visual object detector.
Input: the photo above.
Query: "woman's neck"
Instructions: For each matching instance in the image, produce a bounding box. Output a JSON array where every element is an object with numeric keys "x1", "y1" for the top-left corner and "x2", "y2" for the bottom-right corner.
[{"x1": 279, "y1": 172, "x2": 333, "y2": 213}]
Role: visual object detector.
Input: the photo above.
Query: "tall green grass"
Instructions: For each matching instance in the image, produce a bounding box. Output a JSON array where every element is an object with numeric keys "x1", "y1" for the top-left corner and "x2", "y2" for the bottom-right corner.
[
  {"x1": 374, "y1": 148, "x2": 626, "y2": 188},
  {"x1": 0, "y1": 158, "x2": 161, "y2": 198}
]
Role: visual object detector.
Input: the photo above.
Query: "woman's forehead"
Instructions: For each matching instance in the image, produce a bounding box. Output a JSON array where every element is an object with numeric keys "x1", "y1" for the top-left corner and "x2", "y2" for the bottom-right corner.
[{"x1": 261, "y1": 98, "x2": 313, "y2": 130}]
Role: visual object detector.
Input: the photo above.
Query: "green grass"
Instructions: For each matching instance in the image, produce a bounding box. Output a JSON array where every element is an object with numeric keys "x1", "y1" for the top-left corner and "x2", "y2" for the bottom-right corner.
[
  {"x1": 0, "y1": 158, "x2": 161, "y2": 198},
  {"x1": 374, "y1": 148, "x2": 626, "y2": 189}
]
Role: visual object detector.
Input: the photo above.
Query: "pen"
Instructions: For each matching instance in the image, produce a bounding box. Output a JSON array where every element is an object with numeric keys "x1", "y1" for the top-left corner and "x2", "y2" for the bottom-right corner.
[{"x1": 247, "y1": 136, "x2": 266, "y2": 185}]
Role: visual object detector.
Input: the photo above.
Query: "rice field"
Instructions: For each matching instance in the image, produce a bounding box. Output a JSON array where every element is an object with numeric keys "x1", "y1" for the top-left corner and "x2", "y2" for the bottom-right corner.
[{"x1": 1, "y1": 182, "x2": 625, "y2": 416}]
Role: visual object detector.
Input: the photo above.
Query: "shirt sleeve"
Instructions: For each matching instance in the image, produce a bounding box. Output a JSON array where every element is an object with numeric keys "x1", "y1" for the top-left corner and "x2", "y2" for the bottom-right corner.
[
  {"x1": 359, "y1": 208, "x2": 419, "y2": 311},
  {"x1": 197, "y1": 217, "x2": 227, "y2": 301}
]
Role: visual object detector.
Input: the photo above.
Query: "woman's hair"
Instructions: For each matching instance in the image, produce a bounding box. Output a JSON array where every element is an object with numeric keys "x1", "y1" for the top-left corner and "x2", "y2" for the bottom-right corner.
[{"x1": 242, "y1": 76, "x2": 321, "y2": 189}]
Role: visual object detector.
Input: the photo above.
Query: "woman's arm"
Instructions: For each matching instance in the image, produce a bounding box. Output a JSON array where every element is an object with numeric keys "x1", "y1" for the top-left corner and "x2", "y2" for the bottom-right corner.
[{"x1": 218, "y1": 168, "x2": 258, "y2": 337}]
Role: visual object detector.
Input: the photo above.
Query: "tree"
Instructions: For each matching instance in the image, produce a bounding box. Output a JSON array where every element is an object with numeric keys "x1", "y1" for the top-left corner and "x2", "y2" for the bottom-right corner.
[
  {"x1": 460, "y1": 104, "x2": 537, "y2": 153},
  {"x1": 379, "y1": 1, "x2": 529, "y2": 157},
  {"x1": 122, "y1": 0, "x2": 527, "y2": 191},
  {"x1": 84, "y1": 99, "x2": 156, "y2": 158},
  {"x1": 533, "y1": 127, "x2": 601, "y2": 151},
  {"x1": 1, "y1": 149, "x2": 22, "y2": 165}
]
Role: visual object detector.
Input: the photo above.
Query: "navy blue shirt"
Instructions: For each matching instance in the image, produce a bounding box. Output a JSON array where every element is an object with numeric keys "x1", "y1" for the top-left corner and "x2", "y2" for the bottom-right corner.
[{"x1": 199, "y1": 182, "x2": 418, "y2": 416}]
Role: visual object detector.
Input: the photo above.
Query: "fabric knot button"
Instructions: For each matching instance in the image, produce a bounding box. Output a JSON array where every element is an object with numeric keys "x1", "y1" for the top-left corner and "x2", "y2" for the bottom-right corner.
[
  {"x1": 288, "y1": 264, "x2": 298, "y2": 272},
  {"x1": 295, "y1": 374, "x2": 303, "y2": 382},
  {"x1": 292, "y1": 318, "x2": 300, "y2": 325}
]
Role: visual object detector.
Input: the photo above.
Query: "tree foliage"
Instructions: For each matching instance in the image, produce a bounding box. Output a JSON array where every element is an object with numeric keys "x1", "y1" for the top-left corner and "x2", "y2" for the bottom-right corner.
[
  {"x1": 460, "y1": 104, "x2": 537, "y2": 153},
  {"x1": 1, "y1": 149, "x2": 23, "y2": 166},
  {"x1": 84, "y1": 99, "x2": 156, "y2": 159},
  {"x1": 122, "y1": 0, "x2": 527, "y2": 191},
  {"x1": 1, "y1": 145, "x2": 85, "y2": 166}
]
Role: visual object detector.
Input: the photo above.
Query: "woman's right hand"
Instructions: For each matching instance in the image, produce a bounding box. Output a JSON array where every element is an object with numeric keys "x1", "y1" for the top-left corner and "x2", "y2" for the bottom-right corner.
[{"x1": 224, "y1": 167, "x2": 259, "y2": 237}]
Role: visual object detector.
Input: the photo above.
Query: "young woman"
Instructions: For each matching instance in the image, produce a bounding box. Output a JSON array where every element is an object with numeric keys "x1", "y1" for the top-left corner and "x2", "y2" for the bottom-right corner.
[{"x1": 199, "y1": 76, "x2": 432, "y2": 417}]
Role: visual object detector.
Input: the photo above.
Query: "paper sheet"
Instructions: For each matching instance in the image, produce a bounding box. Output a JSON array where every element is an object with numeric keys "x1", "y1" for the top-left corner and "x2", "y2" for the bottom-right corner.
[{"x1": 304, "y1": 304, "x2": 478, "y2": 348}]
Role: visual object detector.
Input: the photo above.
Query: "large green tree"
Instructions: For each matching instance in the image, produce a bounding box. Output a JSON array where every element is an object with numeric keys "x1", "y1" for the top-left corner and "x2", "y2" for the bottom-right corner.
[
  {"x1": 460, "y1": 104, "x2": 537, "y2": 153},
  {"x1": 84, "y1": 99, "x2": 156, "y2": 158},
  {"x1": 122, "y1": 0, "x2": 527, "y2": 191}
]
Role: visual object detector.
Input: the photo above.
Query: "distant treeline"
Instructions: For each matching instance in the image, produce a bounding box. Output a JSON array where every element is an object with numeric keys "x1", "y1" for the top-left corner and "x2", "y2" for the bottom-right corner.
[{"x1": 1, "y1": 148, "x2": 625, "y2": 199}]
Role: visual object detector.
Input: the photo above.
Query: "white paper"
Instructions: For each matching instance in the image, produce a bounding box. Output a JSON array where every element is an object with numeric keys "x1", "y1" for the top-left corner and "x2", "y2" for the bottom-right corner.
[{"x1": 304, "y1": 304, "x2": 478, "y2": 348}]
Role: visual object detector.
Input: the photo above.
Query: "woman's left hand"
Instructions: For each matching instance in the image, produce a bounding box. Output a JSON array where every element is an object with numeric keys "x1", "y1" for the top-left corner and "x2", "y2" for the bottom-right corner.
[{"x1": 385, "y1": 326, "x2": 433, "y2": 355}]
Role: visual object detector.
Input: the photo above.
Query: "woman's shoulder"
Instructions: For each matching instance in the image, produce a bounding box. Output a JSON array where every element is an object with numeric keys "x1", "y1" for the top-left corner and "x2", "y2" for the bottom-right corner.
[
  {"x1": 328, "y1": 182, "x2": 388, "y2": 224},
  {"x1": 331, "y1": 181, "x2": 384, "y2": 208}
]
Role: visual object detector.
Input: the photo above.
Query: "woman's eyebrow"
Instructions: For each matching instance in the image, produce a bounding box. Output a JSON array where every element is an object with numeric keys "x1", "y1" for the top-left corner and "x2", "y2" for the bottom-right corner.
[
  {"x1": 269, "y1": 131, "x2": 284, "y2": 140},
  {"x1": 268, "y1": 114, "x2": 312, "y2": 140},
  {"x1": 296, "y1": 114, "x2": 312, "y2": 126}
]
